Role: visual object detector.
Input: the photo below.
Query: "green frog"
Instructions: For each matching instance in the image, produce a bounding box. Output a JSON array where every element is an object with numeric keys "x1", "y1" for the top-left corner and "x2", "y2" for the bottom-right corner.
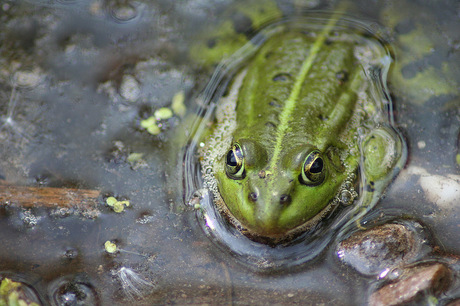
[{"x1": 188, "y1": 2, "x2": 407, "y2": 241}]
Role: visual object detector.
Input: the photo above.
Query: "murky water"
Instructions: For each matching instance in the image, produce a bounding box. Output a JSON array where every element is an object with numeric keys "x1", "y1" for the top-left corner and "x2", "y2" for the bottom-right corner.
[{"x1": 0, "y1": 0, "x2": 458, "y2": 305}]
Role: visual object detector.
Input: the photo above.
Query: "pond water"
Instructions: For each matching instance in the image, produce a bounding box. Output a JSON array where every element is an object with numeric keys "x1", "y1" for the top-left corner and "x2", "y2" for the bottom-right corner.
[{"x1": 0, "y1": 0, "x2": 458, "y2": 305}]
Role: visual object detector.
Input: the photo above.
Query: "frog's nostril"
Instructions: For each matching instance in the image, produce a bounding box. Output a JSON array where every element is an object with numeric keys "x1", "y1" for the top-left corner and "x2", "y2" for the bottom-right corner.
[
  {"x1": 279, "y1": 194, "x2": 291, "y2": 205},
  {"x1": 249, "y1": 192, "x2": 258, "y2": 202}
]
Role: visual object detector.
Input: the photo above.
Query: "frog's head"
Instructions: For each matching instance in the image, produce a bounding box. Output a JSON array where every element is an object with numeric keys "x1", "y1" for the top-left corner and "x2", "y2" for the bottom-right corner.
[{"x1": 215, "y1": 139, "x2": 350, "y2": 239}]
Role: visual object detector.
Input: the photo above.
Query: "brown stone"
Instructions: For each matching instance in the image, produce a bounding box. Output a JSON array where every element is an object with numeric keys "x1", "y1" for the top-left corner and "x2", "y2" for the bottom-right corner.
[
  {"x1": 369, "y1": 263, "x2": 453, "y2": 306},
  {"x1": 446, "y1": 298, "x2": 460, "y2": 306},
  {"x1": 337, "y1": 223, "x2": 420, "y2": 275}
]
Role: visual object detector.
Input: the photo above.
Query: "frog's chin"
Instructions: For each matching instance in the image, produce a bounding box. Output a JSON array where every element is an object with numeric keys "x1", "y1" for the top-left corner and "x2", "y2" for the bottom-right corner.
[{"x1": 214, "y1": 195, "x2": 335, "y2": 244}]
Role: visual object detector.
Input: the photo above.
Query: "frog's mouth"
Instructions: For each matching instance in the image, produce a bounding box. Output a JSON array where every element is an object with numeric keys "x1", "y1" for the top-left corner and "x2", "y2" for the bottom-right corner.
[{"x1": 212, "y1": 193, "x2": 334, "y2": 244}]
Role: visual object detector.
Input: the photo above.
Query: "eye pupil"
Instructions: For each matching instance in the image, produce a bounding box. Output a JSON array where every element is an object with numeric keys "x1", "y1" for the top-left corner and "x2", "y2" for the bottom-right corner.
[
  {"x1": 300, "y1": 150, "x2": 326, "y2": 186},
  {"x1": 226, "y1": 150, "x2": 237, "y2": 167},
  {"x1": 225, "y1": 143, "x2": 245, "y2": 179},
  {"x1": 310, "y1": 158, "x2": 323, "y2": 173}
]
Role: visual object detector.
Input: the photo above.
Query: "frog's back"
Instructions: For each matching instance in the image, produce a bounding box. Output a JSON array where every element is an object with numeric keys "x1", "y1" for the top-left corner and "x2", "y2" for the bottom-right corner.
[{"x1": 234, "y1": 31, "x2": 360, "y2": 152}]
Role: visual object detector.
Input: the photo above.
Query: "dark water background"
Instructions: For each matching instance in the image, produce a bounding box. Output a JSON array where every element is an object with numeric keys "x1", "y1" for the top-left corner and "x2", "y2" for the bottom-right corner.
[{"x1": 0, "y1": 0, "x2": 458, "y2": 304}]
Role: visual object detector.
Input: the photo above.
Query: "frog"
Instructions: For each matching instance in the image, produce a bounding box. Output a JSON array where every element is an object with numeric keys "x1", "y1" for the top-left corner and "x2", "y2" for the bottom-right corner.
[{"x1": 185, "y1": 1, "x2": 407, "y2": 242}]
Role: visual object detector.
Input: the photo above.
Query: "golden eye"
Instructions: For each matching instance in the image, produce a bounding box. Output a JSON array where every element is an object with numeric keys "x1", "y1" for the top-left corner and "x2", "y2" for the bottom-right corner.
[
  {"x1": 300, "y1": 150, "x2": 325, "y2": 186},
  {"x1": 225, "y1": 143, "x2": 245, "y2": 179}
]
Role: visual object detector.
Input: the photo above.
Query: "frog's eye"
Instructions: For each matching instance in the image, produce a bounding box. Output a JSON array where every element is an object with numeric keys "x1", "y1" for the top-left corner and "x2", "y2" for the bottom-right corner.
[
  {"x1": 300, "y1": 150, "x2": 325, "y2": 186},
  {"x1": 225, "y1": 143, "x2": 245, "y2": 179}
]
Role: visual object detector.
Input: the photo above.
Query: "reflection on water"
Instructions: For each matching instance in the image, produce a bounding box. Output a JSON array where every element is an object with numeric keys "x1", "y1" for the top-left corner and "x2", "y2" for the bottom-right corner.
[{"x1": 0, "y1": 0, "x2": 458, "y2": 305}]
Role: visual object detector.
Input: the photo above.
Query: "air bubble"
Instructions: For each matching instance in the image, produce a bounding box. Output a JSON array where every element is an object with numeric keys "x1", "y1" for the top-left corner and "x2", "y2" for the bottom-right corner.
[
  {"x1": 52, "y1": 281, "x2": 99, "y2": 306},
  {"x1": 340, "y1": 190, "x2": 353, "y2": 205},
  {"x1": 109, "y1": 2, "x2": 144, "y2": 23}
]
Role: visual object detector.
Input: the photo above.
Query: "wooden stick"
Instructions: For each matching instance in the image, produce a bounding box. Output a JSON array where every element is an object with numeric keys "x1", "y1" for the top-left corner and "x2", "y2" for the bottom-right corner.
[{"x1": 0, "y1": 181, "x2": 101, "y2": 209}]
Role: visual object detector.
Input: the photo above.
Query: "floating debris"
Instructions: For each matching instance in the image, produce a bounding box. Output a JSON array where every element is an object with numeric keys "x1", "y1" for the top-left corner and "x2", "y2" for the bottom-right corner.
[
  {"x1": 0, "y1": 277, "x2": 39, "y2": 306},
  {"x1": 127, "y1": 152, "x2": 143, "y2": 164},
  {"x1": 126, "y1": 152, "x2": 147, "y2": 169},
  {"x1": 113, "y1": 267, "x2": 155, "y2": 300},
  {"x1": 104, "y1": 240, "x2": 118, "y2": 254},
  {"x1": 154, "y1": 107, "x2": 173, "y2": 120},
  {"x1": 106, "y1": 197, "x2": 118, "y2": 206},
  {"x1": 140, "y1": 116, "x2": 161, "y2": 135},
  {"x1": 106, "y1": 196, "x2": 130, "y2": 213},
  {"x1": 171, "y1": 91, "x2": 186, "y2": 118},
  {"x1": 140, "y1": 117, "x2": 155, "y2": 129}
]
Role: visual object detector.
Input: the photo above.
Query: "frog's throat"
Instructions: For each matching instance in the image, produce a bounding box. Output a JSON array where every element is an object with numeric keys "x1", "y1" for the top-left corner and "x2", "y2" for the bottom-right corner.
[{"x1": 268, "y1": 10, "x2": 344, "y2": 173}]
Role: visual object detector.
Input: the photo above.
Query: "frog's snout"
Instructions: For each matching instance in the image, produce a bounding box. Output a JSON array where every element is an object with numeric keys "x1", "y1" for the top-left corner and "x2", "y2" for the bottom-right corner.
[
  {"x1": 247, "y1": 185, "x2": 293, "y2": 232},
  {"x1": 248, "y1": 174, "x2": 294, "y2": 205},
  {"x1": 247, "y1": 190, "x2": 292, "y2": 205}
]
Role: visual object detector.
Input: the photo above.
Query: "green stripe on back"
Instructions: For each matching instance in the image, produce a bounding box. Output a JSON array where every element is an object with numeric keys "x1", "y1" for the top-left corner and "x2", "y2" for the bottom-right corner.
[{"x1": 268, "y1": 12, "x2": 344, "y2": 170}]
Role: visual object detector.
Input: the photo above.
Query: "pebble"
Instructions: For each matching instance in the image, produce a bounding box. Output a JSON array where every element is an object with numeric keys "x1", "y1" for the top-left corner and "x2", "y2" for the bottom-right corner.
[
  {"x1": 14, "y1": 69, "x2": 43, "y2": 87},
  {"x1": 119, "y1": 75, "x2": 140, "y2": 102},
  {"x1": 369, "y1": 263, "x2": 453, "y2": 305},
  {"x1": 397, "y1": 166, "x2": 460, "y2": 209},
  {"x1": 417, "y1": 140, "x2": 426, "y2": 149},
  {"x1": 337, "y1": 223, "x2": 421, "y2": 275}
]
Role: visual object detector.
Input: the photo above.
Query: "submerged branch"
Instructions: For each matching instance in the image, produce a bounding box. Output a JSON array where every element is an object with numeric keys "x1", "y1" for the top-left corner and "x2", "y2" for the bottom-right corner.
[{"x1": 0, "y1": 180, "x2": 101, "y2": 209}]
